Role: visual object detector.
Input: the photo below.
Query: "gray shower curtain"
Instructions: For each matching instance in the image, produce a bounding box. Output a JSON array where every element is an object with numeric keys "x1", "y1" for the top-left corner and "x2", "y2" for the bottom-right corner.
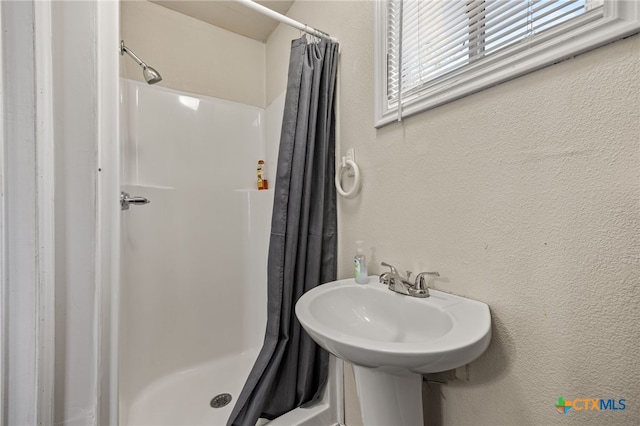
[{"x1": 227, "y1": 37, "x2": 339, "y2": 426}]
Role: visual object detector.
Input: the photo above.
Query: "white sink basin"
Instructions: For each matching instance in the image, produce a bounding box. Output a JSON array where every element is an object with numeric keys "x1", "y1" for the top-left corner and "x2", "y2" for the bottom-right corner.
[
  {"x1": 295, "y1": 277, "x2": 491, "y2": 426},
  {"x1": 296, "y1": 277, "x2": 491, "y2": 373}
]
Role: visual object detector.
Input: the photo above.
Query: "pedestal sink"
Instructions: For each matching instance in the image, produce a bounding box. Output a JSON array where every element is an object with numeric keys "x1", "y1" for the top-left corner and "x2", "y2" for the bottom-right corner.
[{"x1": 295, "y1": 277, "x2": 491, "y2": 426}]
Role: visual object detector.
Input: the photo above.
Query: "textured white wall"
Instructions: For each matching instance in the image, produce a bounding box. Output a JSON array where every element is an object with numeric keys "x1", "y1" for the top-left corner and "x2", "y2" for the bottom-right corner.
[
  {"x1": 2, "y1": 2, "x2": 40, "y2": 424},
  {"x1": 266, "y1": 2, "x2": 640, "y2": 425},
  {"x1": 51, "y1": 2, "x2": 100, "y2": 424},
  {"x1": 120, "y1": 0, "x2": 266, "y2": 107}
]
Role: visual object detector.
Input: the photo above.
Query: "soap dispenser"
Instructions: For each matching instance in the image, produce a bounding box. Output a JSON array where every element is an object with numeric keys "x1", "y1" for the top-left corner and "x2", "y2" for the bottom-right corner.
[{"x1": 354, "y1": 241, "x2": 369, "y2": 284}]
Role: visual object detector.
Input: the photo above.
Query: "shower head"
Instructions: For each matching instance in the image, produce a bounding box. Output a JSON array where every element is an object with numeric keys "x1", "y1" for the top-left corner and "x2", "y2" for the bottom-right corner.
[
  {"x1": 142, "y1": 66, "x2": 163, "y2": 85},
  {"x1": 120, "y1": 40, "x2": 163, "y2": 85}
]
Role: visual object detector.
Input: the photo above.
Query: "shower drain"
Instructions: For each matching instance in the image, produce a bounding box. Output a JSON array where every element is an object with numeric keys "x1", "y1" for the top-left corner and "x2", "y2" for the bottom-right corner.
[{"x1": 210, "y1": 393, "x2": 233, "y2": 408}]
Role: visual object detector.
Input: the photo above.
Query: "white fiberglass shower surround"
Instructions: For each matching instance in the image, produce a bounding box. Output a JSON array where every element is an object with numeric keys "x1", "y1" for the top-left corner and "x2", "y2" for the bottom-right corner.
[
  {"x1": 117, "y1": 1, "x2": 343, "y2": 424},
  {"x1": 119, "y1": 80, "x2": 264, "y2": 425},
  {"x1": 119, "y1": 80, "x2": 341, "y2": 424}
]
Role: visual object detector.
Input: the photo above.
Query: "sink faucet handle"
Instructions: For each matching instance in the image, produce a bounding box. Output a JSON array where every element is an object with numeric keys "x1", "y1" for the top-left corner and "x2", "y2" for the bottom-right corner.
[
  {"x1": 380, "y1": 262, "x2": 398, "y2": 274},
  {"x1": 406, "y1": 271, "x2": 412, "y2": 281},
  {"x1": 414, "y1": 272, "x2": 440, "y2": 290}
]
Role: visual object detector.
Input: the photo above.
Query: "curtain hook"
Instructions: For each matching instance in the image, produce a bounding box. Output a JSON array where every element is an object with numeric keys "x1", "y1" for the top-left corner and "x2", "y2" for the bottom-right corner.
[{"x1": 303, "y1": 24, "x2": 315, "y2": 43}]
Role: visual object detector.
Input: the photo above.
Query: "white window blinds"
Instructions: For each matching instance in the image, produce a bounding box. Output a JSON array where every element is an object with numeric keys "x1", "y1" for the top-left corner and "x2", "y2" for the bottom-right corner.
[{"x1": 375, "y1": 0, "x2": 640, "y2": 127}]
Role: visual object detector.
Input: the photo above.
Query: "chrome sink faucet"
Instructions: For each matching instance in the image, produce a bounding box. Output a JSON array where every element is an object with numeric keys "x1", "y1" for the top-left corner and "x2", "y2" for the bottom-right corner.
[
  {"x1": 379, "y1": 262, "x2": 413, "y2": 296},
  {"x1": 379, "y1": 262, "x2": 440, "y2": 298}
]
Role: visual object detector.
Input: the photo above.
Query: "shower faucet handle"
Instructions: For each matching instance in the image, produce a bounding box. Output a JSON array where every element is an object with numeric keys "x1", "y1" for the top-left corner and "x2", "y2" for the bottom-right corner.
[{"x1": 121, "y1": 191, "x2": 150, "y2": 211}]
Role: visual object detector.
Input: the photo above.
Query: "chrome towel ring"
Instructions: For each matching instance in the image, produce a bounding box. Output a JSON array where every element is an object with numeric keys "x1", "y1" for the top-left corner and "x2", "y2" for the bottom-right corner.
[{"x1": 335, "y1": 149, "x2": 361, "y2": 198}]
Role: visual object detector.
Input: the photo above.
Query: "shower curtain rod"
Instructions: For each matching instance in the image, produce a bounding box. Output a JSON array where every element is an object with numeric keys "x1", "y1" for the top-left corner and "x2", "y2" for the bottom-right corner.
[{"x1": 234, "y1": 0, "x2": 337, "y2": 42}]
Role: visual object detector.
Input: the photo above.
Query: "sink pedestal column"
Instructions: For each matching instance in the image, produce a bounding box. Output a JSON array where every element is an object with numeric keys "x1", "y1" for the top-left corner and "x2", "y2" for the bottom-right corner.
[{"x1": 352, "y1": 366, "x2": 423, "y2": 426}]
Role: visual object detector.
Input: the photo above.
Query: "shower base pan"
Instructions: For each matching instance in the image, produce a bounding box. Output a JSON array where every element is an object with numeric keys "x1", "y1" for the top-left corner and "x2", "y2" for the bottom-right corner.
[{"x1": 125, "y1": 348, "x2": 338, "y2": 426}]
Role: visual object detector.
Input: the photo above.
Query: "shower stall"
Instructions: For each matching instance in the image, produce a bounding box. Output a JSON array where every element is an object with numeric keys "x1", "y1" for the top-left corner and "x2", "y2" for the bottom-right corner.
[
  {"x1": 0, "y1": 1, "x2": 341, "y2": 424},
  {"x1": 118, "y1": 80, "x2": 341, "y2": 424},
  {"x1": 118, "y1": 80, "x2": 268, "y2": 424}
]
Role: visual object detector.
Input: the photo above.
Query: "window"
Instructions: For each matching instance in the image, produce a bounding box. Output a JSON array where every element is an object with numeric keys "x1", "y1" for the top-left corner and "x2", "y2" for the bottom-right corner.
[{"x1": 375, "y1": 0, "x2": 640, "y2": 127}]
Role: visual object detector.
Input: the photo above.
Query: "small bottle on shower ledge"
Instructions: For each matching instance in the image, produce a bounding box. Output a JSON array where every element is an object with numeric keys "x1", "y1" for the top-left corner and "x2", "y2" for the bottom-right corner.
[
  {"x1": 257, "y1": 160, "x2": 265, "y2": 190},
  {"x1": 257, "y1": 160, "x2": 269, "y2": 190}
]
